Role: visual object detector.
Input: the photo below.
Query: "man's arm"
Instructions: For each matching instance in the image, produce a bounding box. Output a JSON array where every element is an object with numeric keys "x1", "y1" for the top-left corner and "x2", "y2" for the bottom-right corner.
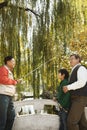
[
  {"x1": 63, "y1": 66, "x2": 87, "y2": 93},
  {"x1": 0, "y1": 67, "x2": 17, "y2": 85}
]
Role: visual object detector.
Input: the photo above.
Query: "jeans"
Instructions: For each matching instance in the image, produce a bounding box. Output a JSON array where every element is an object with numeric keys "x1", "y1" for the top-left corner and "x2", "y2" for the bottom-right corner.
[
  {"x1": 58, "y1": 109, "x2": 68, "y2": 130},
  {"x1": 0, "y1": 94, "x2": 15, "y2": 130}
]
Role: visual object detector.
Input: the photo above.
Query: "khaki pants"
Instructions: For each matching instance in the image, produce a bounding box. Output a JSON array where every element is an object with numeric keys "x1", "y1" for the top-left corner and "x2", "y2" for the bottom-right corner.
[{"x1": 67, "y1": 96, "x2": 87, "y2": 130}]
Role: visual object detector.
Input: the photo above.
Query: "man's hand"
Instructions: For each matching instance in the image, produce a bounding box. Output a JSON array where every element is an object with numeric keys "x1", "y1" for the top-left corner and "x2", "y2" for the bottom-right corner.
[
  {"x1": 63, "y1": 86, "x2": 68, "y2": 93},
  {"x1": 17, "y1": 79, "x2": 23, "y2": 84},
  {"x1": 53, "y1": 97, "x2": 56, "y2": 101}
]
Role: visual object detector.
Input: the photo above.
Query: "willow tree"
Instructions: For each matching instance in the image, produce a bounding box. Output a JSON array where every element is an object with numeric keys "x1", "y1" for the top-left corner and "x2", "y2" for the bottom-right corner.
[
  {"x1": 69, "y1": 0, "x2": 87, "y2": 62},
  {"x1": 0, "y1": 0, "x2": 87, "y2": 99},
  {"x1": 31, "y1": 0, "x2": 77, "y2": 97},
  {"x1": 31, "y1": 0, "x2": 87, "y2": 98},
  {"x1": 0, "y1": 0, "x2": 38, "y2": 97}
]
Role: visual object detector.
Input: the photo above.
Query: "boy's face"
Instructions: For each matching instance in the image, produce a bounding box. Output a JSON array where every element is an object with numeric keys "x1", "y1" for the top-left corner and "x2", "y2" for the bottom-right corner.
[{"x1": 58, "y1": 73, "x2": 65, "y2": 81}]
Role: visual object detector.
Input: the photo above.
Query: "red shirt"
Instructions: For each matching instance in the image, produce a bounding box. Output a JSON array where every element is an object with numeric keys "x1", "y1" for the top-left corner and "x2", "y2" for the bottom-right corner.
[{"x1": 0, "y1": 66, "x2": 17, "y2": 85}]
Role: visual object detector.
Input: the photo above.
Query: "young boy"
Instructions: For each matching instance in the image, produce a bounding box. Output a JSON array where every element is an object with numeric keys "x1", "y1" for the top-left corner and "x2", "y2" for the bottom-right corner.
[{"x1": 55, "y1": 69, "x2": 71, "y2": 130}]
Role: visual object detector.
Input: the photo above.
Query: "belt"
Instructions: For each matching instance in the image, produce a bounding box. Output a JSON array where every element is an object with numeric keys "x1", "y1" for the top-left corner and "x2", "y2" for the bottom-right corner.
[
  {"x1": 71, "y1": 95, "x2": 86, "y2": 99},
  {"x1": 58, "y1": 103, "x2": 68, "y2": 113}
]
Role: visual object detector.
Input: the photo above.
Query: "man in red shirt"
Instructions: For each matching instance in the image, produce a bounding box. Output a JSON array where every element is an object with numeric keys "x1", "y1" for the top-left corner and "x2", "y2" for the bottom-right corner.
[{"x1": 0, "y1": 56, "x2": 21, "y2": 130}]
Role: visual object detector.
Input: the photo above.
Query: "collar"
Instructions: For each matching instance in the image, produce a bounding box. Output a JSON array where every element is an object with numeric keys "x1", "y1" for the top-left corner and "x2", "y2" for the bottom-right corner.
[
  {"x1": 4, "y1": 65, "x2": 12, "y2": 73},
  {"x1": 72, "y1": 63, "x2": 81, "y2": 71}
]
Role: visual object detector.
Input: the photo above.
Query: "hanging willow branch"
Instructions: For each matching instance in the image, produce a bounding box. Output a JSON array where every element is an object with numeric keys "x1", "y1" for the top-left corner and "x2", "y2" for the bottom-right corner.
[
  {"x1": 18, "y1": 6, "x2": 40, "y2": 17},
  {"x1": 0, "y1": 1, "x2": 8, "y2": 9},
  {"x1": 0, "y1": 1, "x2": 40, "y2": 17}
]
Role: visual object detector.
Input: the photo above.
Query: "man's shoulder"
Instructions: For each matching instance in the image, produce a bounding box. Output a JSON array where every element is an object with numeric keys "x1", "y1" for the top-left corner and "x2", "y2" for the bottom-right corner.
[
  {"x1": 77, "y1": 65, "x2": 87, "y2": 74},
  {"x1": 0, "y1": 66, "x2": 8, "y2": 72},
  {"x1": 0, "y1": 65, "x2": 5, "y2": 69},
  {"x1": 75, "y1": 64, "x2": 86, "y2": 71},
  {"x1": 79, "y1": 65, "x2": 87, "y2": 70}
]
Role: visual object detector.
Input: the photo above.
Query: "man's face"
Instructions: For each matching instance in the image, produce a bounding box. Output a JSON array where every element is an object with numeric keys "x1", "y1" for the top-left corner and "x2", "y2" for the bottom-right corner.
[
  {"x1": 7, "y1": 58, "x2": 16, "y2": 70},
  {"x1": 70, "y1": 56, "x2": 79, "y2": 67}
]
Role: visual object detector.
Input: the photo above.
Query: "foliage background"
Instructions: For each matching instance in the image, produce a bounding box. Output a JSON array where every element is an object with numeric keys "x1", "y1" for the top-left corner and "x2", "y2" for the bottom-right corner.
[{"x1": 0, "y1": 0, "x2": 87, "y2": 99}]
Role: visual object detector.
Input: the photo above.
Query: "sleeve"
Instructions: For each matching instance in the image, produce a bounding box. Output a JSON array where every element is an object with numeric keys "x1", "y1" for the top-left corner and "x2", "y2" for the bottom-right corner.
[
  {"x1": 0, "y1": 67, "x2": 17, "y2": 85},
  {"x1": 67, "y1": 66, "x2": 87, "y2": 90}
]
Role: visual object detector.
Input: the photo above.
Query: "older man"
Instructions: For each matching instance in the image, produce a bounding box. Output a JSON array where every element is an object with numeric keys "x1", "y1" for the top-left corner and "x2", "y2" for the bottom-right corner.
[
  {"x1": 63, "y1": 54, "x2": 87, "y2": 130},
  {"x1": 0, "y1": 56, "x2": 21, "y2": 130}
]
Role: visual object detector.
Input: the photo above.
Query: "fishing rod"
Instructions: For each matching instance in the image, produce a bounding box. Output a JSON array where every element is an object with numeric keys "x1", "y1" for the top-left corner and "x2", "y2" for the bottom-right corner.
[{"x1": 19, "y1": 54, "x2": 59, "y2": 84}]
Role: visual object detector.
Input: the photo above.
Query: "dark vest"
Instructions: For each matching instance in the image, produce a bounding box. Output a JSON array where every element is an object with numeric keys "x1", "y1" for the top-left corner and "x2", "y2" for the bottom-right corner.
[{"x1": 69, "y1": 65, "x2": 87, "y2": 96}]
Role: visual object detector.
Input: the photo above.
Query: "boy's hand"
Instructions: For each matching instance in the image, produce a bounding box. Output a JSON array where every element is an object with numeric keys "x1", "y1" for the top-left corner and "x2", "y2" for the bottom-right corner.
[{"x1": 53, "y1": 97, "x2": 56, "y2": 101}]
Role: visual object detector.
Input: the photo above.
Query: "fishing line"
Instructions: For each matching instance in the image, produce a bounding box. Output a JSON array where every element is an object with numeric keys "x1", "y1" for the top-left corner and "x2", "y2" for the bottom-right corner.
[{"x1": 21, "y1": 54, "x2": 59, "y2": 82}]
